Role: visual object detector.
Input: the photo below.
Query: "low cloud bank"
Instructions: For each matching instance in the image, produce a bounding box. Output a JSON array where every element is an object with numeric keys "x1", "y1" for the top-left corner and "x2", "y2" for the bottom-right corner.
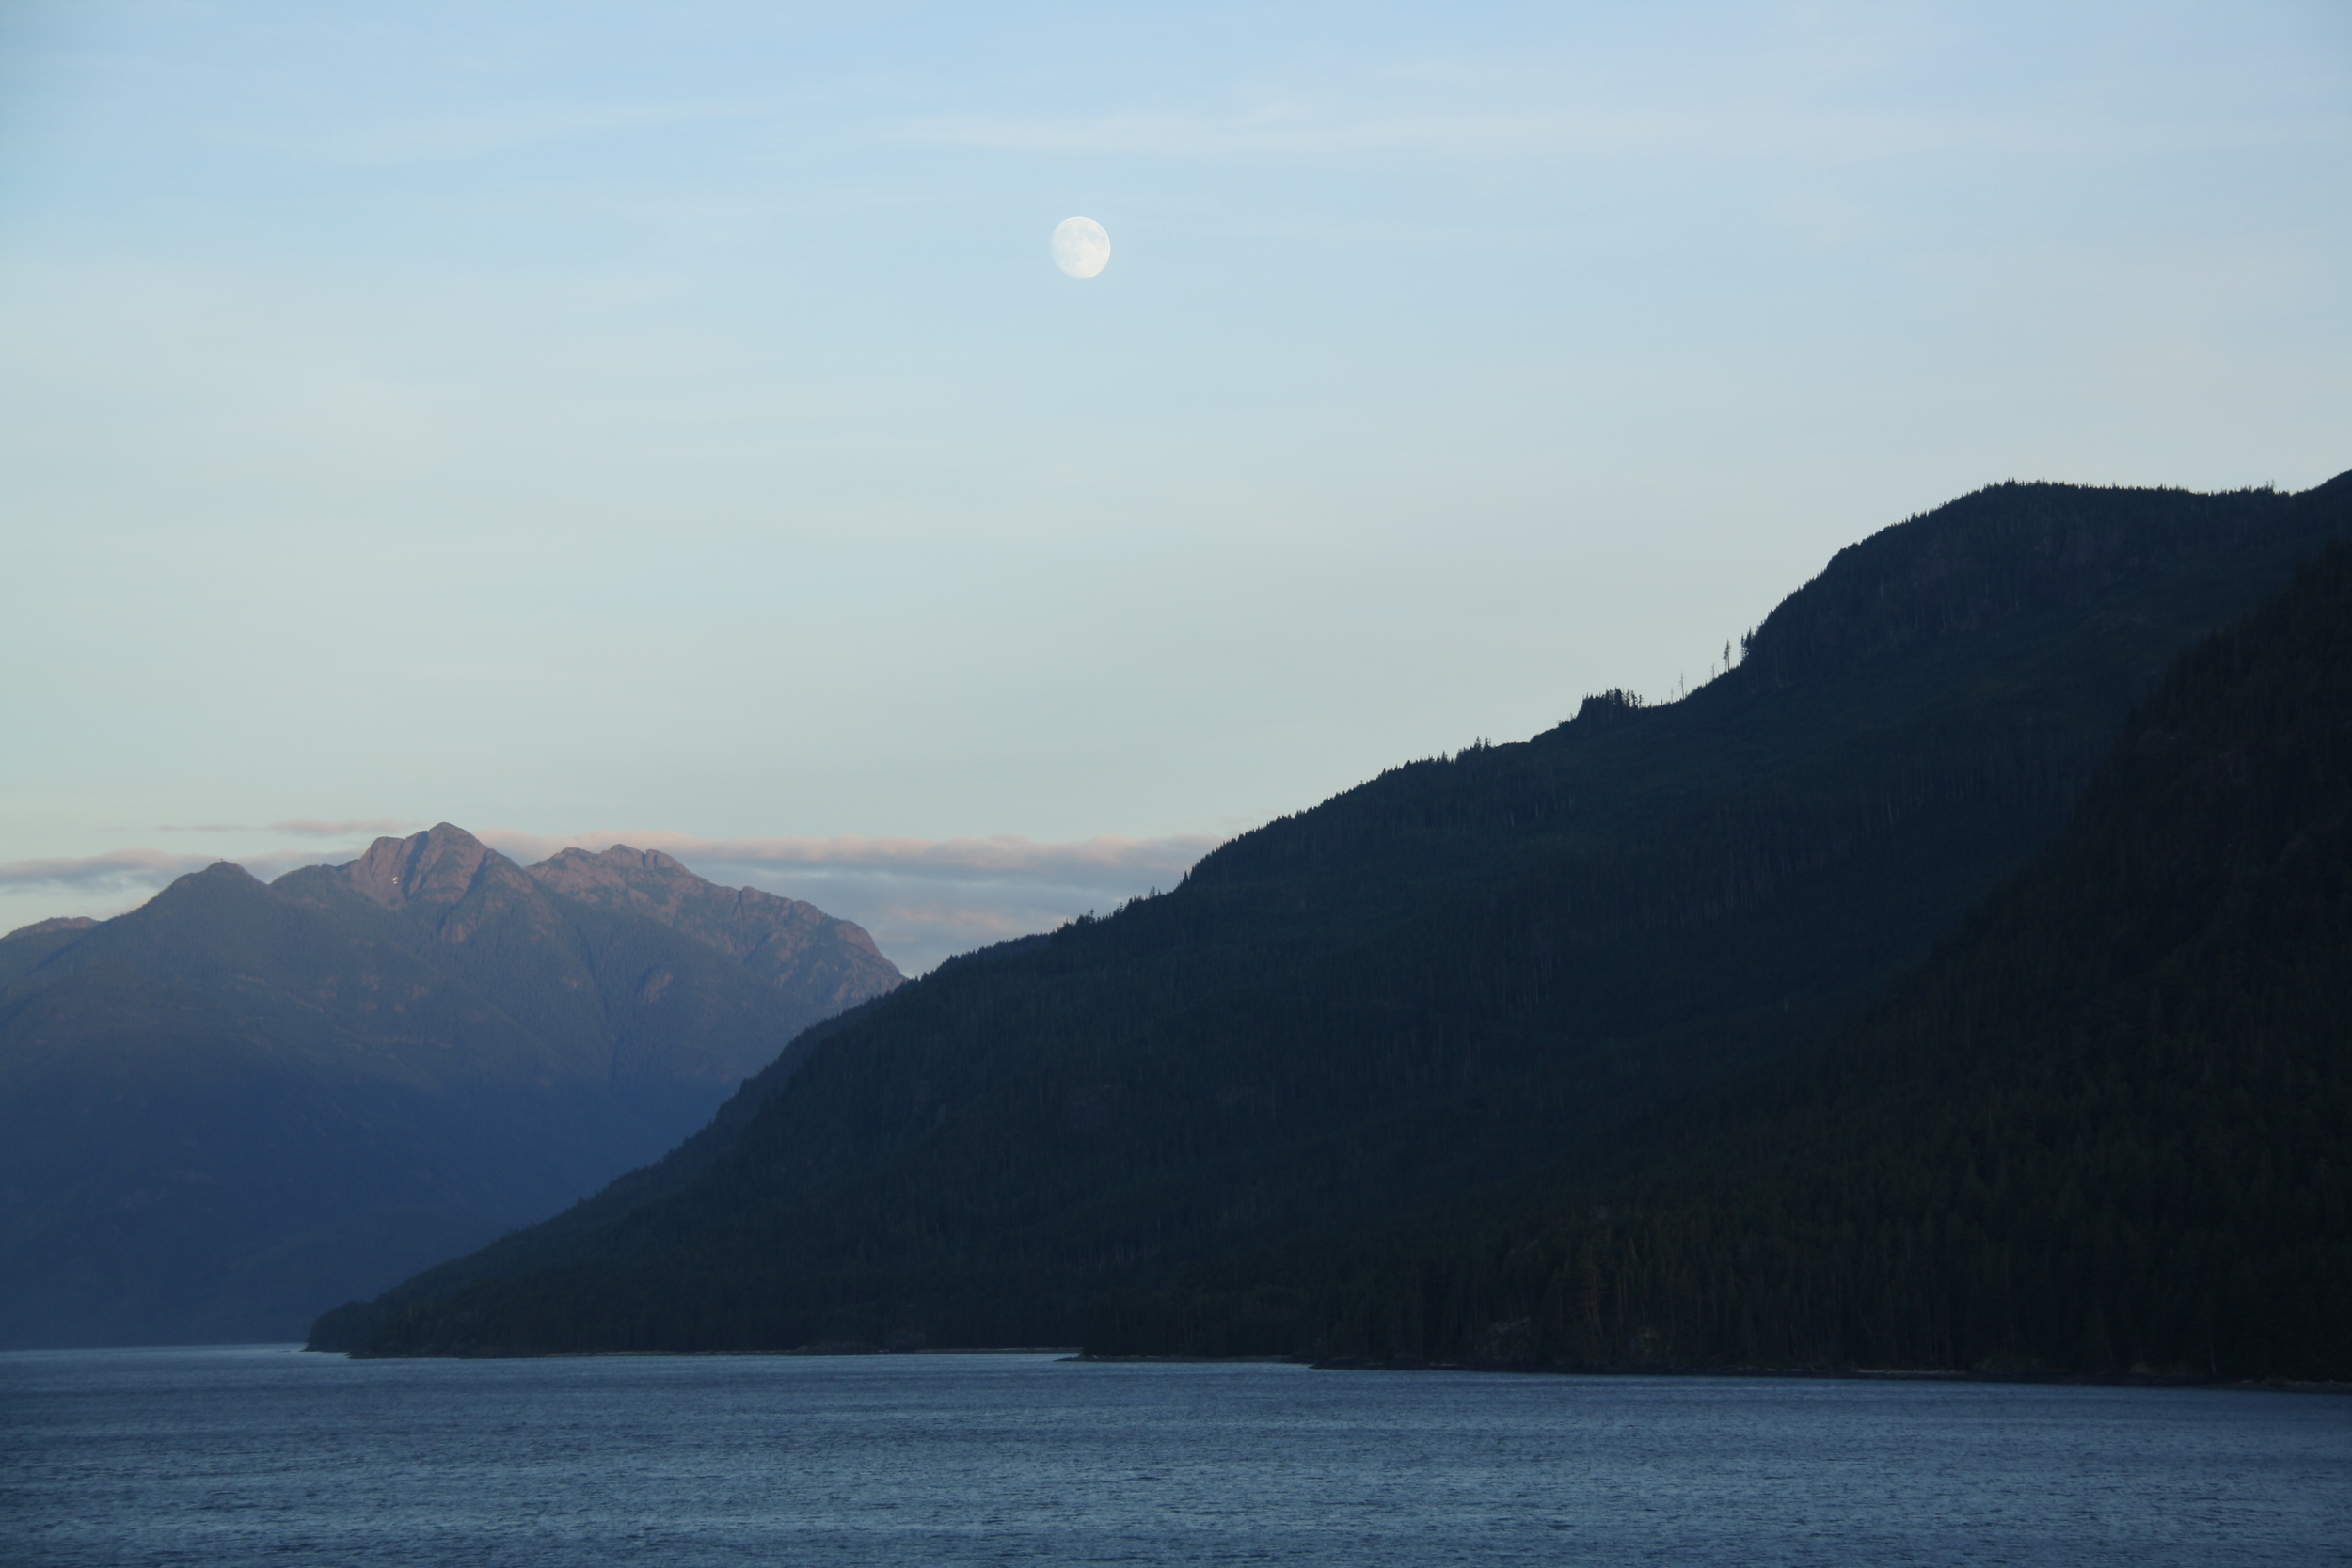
[
  {"x1": 153, "y1": 819, "x2": 419, "y2": 837},
  {"x1": 474, "y1": 829, "x2": 1214, "y2": 885},
  {"x1": 0, "y1": 846, "x2": 350, "y2": 938},
  {"x1": 0, "y1": 847, "x2": 329, "y2": 893},
  {"x1": 474, "y1": 830, "x2": 1220, "y2": 974},
  {"x1": 3, "y1": 830, "x2": 1223, "y2": 974}
]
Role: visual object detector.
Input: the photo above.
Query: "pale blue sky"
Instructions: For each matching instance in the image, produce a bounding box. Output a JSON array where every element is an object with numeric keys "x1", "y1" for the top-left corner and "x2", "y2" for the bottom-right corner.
[{"x1": 3, "y1": 2, "x2": 2346, "y2": 970}]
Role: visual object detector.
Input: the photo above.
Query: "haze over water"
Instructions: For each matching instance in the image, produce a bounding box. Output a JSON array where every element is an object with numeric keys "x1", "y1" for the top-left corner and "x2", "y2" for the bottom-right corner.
[{"x1": 5, "y1": 1348, "x2": 2345, "y2": 1566}]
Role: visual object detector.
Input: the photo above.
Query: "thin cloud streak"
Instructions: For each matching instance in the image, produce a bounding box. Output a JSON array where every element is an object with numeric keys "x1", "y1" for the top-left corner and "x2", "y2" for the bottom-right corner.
[
  {"x1": 0, "y1": 848, "x2": 214, "y2": 890},
  {"x1": 269, "y1": 818, "x2": 419, "y2": 837},
  {"x1": 0, "y1": 847, "x2": 327, "y2": 892},
  {"x1": 235, "y1": 98, "x2": 785, "y2": 169},
  {"x1": 902, "y1": 103, "x2": 2335, "y2": 164},
  {"x1": 152, "y1": 818, "x2": 417, "y2": 837},
  {"x1": 472, "y1": 830, "x2": 1218, "y2": 887}
]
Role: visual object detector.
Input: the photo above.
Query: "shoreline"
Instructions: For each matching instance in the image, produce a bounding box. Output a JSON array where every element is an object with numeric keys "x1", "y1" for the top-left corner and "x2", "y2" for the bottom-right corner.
[
  {"x1": 1075, "y1": 1353, "x2": 2352, "y2": 1395},
  {"x1": 36, "y1": 1342, "x2": 2344, "y2": 1394}
]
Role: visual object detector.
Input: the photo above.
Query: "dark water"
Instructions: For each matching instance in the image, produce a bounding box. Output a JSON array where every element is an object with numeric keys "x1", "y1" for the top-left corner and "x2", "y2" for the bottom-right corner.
[{"x1": 3, "y1": 1347, "x2": 2345, "y2": 1566}]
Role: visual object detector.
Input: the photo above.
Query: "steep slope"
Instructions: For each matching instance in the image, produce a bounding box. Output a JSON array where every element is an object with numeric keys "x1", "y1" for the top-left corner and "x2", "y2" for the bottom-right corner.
[
  {"x1": 321, "y1": 473, "x2": 2350, "y2": 1358},
  {"x1": 1295, "y1": 539, "x2": 2352, "y2": 1380},
  {"x1": 0, "y1": 830, "x2": 894, "y2": 1347}
]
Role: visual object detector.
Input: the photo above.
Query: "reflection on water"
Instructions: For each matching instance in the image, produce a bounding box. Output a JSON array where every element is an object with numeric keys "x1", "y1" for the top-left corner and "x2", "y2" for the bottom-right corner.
[{"x1": 3, "y1": 1346, "x2": 2345, "y2": 1566}]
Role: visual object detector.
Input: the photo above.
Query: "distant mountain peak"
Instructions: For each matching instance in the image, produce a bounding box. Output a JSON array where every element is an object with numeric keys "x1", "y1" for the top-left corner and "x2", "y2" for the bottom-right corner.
[
  {"x1": 543, "y1": 844, "x2": 692, "y2": 876},
  {"x1": 2, "y1": 915, "x2": 98, "y2": 943},
  {"x1": 168, "y1": 861, "x2": 263, "y2": 895},
  {"x1": 530, "y1": 843, "x2": 738, "y2": 911},
  {"x1": 302, "y1": 823, "x2": 901, "y2": 1005},
  {"x1": 342, "y1": 823, "x2": 506, "y2": 911},
  {"x1": 524, "y1": 842, "x2": 902, "y2": 1006}
]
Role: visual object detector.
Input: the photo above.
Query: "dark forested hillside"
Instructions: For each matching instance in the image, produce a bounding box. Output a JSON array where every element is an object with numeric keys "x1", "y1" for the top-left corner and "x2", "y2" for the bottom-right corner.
[
  {"x1": 1291, "y1": 539, "x2": 2352, "y2": 1380},
  {"x1": 316, "y1": 474, "x2": 2351, "y2": 1365},
  {"x1": 0, "y1": 827, "x2": 898, "y2": 1347}
]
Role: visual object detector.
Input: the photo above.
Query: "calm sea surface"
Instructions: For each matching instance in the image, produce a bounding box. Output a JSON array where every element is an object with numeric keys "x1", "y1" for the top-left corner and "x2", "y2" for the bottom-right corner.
[{"x1": 3, "y1": 1347, "x2": 2345, "y2": 1566}]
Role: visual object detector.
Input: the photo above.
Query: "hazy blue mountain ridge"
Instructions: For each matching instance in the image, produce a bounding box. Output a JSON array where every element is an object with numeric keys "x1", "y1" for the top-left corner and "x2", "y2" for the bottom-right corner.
[
  {"x1": 269, "y1": 826, "x2": 891, "y2": 1125},
  {"x1": 0, "y1": 828, "x2": 900, "y2": 1347}
]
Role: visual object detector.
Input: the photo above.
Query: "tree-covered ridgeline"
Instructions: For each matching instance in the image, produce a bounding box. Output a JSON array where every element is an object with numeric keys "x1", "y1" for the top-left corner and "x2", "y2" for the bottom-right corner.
[
  {"x1": 1273, "y1": 540, "x2": 2352, "y2": 1379},
  {"x1": 315, "y1": 475, "x2": 2352, "y2": 1370}
]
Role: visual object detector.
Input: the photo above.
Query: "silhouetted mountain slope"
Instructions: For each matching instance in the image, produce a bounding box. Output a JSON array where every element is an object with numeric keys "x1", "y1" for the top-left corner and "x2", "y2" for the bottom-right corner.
[
  {"x1": 320, "y1": 472, "x2": 2350, "y2": 1360},
  {"x1": 1291, "y1": 538, "x2": 2352, "y2": 1380},
  {"x1": 0, "y1": 828, "x2": 897, "y2": 1347}
]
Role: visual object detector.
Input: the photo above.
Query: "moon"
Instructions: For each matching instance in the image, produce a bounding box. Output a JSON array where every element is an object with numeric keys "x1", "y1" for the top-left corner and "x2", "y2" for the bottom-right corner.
[{"x1": 1051, "y1": 216, "x2": 1111, "y2": 279}]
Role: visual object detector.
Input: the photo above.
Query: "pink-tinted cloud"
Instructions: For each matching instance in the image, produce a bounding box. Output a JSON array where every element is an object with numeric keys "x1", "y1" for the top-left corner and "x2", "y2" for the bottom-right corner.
[
  {"x1": 153, "y1": 819, "x2": 419, "y2": 836},
  {"x1": 267, "y1": 818, "x2": 419, "y2": 837},
  {"x1": 0, "y1": 848, "x2": 215, "y2": 890}
]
